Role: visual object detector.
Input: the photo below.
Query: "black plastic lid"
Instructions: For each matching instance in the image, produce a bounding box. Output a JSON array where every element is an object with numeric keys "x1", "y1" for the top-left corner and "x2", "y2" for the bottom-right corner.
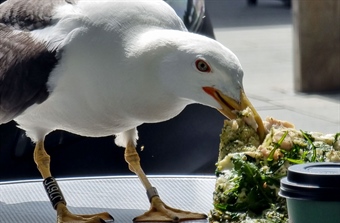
[{"x1": 279, "y1": 163, "x2": 340, "y2": 201}]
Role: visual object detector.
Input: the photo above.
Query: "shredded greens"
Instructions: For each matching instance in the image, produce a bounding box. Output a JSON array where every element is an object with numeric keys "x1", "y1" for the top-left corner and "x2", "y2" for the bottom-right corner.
[{"x1": 209, "y1": 115, "x2": 340, "y2": 223}]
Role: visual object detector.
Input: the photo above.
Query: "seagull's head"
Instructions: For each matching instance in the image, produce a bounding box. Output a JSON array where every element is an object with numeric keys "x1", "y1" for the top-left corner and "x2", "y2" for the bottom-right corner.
[{"x1": 157, "y1": 32, "x2": 265, "y2": 141}]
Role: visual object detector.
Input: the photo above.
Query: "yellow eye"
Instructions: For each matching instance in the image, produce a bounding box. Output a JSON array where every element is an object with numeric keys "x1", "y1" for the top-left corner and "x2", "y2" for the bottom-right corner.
[{"x1": 195, "y1": 59, "x2": 211, "y2": 73}]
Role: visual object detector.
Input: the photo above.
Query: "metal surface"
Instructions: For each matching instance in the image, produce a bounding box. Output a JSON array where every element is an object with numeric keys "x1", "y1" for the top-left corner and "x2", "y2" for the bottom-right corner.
[{"x1": 0, "y1": 176, "x2": 215, "y2": 223}]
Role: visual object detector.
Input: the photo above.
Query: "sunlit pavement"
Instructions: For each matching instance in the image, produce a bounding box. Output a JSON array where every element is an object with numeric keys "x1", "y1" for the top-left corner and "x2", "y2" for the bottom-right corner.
[{"x1": 206, "y1": 0, "x2": 339, "y2": 133}]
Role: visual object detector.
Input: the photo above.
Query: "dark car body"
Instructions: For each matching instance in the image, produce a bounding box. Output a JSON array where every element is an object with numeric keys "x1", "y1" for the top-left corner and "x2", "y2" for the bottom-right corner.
[
  {"x1": 247, "y1": 0, "x2": 291, "y2": 8},
  {"x1": 0, "y1": 0, "x2": 219, "y2": 181},
  {"x1": 165, "y1": 0, "x2": 214, "y2": 38}
]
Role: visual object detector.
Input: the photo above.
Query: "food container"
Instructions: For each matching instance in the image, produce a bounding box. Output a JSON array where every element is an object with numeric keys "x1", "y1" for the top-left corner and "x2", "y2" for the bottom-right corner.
[{"x1": 279, "y1": 163, "x2": 340, "y2": 223}]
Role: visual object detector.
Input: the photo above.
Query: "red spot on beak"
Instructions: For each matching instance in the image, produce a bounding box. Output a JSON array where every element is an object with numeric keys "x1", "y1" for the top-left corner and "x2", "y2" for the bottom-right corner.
[{"x1": 202, "y1": 87, "x2": 218, "y2": 100}]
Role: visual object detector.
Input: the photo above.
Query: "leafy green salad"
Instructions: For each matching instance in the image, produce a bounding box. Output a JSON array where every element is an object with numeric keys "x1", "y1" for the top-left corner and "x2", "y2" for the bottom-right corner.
[{"x1": 209, "y1": 109, "x2": 340, "y2": 223}]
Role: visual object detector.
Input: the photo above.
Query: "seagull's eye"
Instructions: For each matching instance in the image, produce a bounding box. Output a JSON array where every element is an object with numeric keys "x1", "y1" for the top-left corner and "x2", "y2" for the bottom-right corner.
[{"x1": 195, "y1": 59, "x2": 211, "y2": 73}]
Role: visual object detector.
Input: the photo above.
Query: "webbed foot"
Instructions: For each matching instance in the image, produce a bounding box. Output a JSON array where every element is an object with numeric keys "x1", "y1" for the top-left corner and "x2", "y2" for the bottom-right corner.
[
  {"x1": 56, "y1": 203, "x2": 114, "y2": 223},
  {"x1": 133, "y1": 196, "x2": 207, "y2": 222}
]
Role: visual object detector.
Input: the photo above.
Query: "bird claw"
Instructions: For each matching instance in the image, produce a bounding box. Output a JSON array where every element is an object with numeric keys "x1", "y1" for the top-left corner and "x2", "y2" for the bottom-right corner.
[
  {"x1": 56, "y1": 203, "x2": 114, "y2": 223},
  {"x1": 133, "y1": 196, "x2": 207, "y2": 222}
]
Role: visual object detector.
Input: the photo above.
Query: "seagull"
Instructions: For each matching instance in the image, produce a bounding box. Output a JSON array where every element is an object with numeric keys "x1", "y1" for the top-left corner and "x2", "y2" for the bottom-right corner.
[{"x1": 0, "y1": 0, "x2": 265, "y2": 222}]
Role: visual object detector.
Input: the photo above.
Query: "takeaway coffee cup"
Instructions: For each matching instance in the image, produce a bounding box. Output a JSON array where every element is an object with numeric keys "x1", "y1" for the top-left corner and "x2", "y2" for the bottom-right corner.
[{"x1": 279, "y1": 163, "x2": 340, "y2": 223}]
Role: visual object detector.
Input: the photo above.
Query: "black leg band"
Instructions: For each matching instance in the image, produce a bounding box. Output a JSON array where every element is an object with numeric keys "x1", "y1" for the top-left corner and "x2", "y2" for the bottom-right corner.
[
  {"x1": 43, "y1": 176, "x2": 67, "y2": 210},
  {"x1": 146, "y1": 187, "x2": 159, "y2": 202}
]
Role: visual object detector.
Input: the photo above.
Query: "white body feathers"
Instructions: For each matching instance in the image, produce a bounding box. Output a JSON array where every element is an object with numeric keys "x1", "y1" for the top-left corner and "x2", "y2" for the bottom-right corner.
[{"x1": 13, "y1": 0, "x2": 244, "y2": 147}]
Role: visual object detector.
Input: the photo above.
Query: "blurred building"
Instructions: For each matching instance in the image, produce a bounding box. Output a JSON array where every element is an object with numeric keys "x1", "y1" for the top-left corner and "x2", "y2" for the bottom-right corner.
[{"x1": 293, "y1": 0, "x2": 340, "y2": 93}]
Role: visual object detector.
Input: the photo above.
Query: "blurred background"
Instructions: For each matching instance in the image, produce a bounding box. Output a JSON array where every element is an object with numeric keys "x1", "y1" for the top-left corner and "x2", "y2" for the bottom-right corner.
[{"x1": 0, "y1": 0, "x2": 339, "y2": 181}]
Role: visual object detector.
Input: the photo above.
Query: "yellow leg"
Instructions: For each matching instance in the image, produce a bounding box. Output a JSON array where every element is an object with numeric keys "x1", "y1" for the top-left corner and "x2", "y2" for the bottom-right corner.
[
  {"x1": 33, "y1": 141, "x2": 114, "y2": 223},
  {"x1": 33, "y1": 141, "x2": 52, "y2": 179},
  {"x1": 124, "y1": 141, "x2": 207, "y2": 222}
]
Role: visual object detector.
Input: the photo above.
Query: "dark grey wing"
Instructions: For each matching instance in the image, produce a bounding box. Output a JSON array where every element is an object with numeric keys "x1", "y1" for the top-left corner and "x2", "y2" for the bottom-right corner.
[
  {"x1": 0, "y1": 0, "x2": 76, "y2": 31},
  {"x1": 0, "y1": 0, "x2": 77, "y2": 123},
  {"x1": 0, "y1": 24, "x2": 58, "y2": 124}
]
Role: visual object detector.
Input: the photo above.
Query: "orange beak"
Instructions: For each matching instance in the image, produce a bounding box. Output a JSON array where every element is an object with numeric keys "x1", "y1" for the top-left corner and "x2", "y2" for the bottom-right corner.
[{"x1": 203, "y1": 86, "x2": 265, "y2": 142}]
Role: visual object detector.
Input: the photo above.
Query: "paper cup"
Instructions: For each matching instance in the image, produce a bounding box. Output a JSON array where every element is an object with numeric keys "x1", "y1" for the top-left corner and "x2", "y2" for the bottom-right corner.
[{"x1": 279, "y1": 163, "x2": 340, "y2": 223}]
